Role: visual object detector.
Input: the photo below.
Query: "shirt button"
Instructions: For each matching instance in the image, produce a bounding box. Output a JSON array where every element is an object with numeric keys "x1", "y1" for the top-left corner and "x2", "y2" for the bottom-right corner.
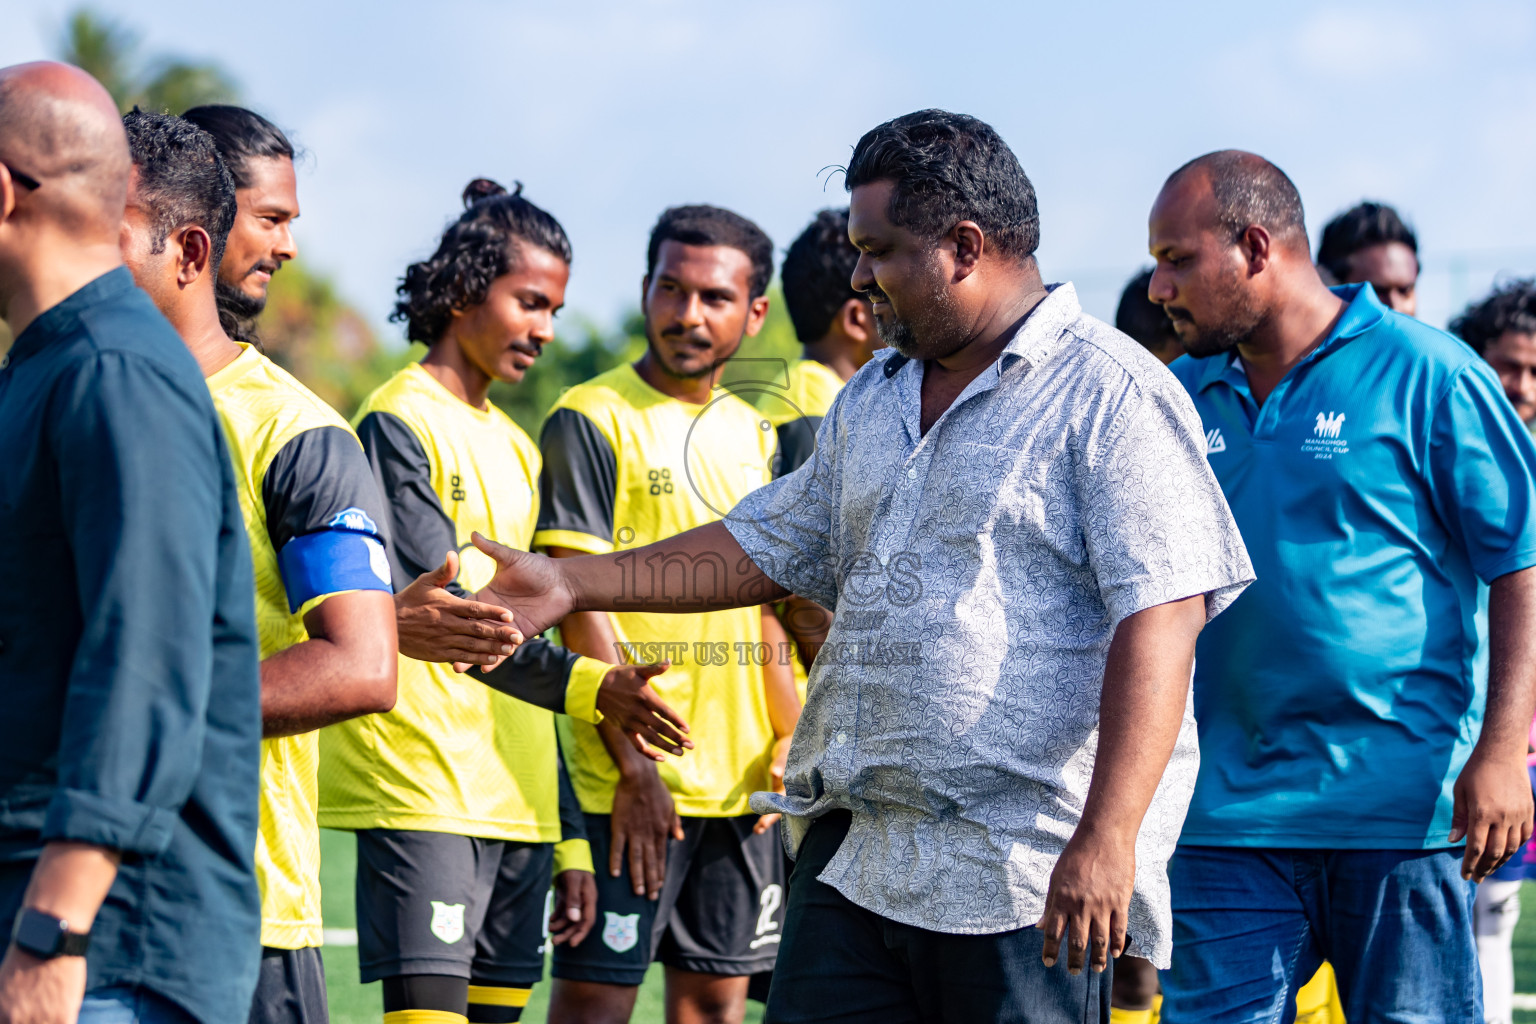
[
  {"x1": 906, "y1": 467, "x2": 916, "y2": 480},
  {"x1": 836, "y1": 732, "x2": 847, "y2": 745}
]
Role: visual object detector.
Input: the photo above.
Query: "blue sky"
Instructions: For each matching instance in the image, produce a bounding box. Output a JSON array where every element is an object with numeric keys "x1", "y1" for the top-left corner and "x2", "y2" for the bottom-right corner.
[{"x1": 6, "y1": 1, "x2": 1534, "y2": 340}]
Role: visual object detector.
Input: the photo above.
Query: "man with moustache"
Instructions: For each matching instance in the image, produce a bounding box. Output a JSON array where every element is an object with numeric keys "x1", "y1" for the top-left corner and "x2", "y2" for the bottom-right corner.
[
  {"x1": 536, "y1": 205, "x2": 795, "y2": 1024},
  {"x1": 182, "y1": 105, "x2": 298, "y2": 343},
  {"x1": 465, "y1": 111, "x2": 1253, "y2": 1023},
  {"x1": 1149, "y1": 150, "x2": 1536, "y2": 1022}
]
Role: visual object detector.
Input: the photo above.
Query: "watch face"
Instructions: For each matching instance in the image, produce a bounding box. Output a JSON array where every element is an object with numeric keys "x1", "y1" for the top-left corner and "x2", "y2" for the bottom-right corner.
[{"x1": 12, "y1": 908, "x2": 67, "y2": 957}]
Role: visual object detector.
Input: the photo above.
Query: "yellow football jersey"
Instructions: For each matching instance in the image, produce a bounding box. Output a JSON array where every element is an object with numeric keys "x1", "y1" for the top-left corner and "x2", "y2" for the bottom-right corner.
[
  {"x1": 318, "y1": 362, "x2": 606, "y2": 860},
  {"x1": 209, "y1": 344, "x2": 394, "y2": 950},
  {"x1": 766, "y1": 358, "x2": 845, "y2": 426},
  {"x1": 756, "y1": 357, "x2": 847, "y2": 701},
  {"x1": 535, "y1": 363, "x2": 779, "y2": 817}
]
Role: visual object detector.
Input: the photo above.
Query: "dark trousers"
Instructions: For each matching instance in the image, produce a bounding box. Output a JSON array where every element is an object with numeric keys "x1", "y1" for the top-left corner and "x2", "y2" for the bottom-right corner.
[{"x1": 765, "y1": 811, "x2": 1112, "y2": 1024}]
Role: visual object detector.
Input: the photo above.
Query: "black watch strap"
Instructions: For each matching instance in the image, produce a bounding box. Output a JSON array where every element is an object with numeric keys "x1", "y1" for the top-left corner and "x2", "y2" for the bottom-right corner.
[{"x1": 10, "y1": 907, "x2": 90, "y2": 958}]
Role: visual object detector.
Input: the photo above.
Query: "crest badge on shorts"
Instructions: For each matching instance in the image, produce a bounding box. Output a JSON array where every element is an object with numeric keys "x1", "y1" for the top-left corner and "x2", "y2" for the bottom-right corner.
[
  {"x1": 429, "y1": 901, "x2": 466, "y2": 944},
  {"x1": 601, "y1": 911, "x2": 640, "y2": 952}
]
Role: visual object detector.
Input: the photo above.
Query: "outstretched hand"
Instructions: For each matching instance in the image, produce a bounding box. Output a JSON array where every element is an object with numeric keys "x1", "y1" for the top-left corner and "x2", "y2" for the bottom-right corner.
[
  {"x1": 471, "y1": 532, "x2": 577, "y2": 638},
  {"x1": 395, "y1": 550, "x2": 524, "y2": 670},
  {"x1": 599, "y1": 661, "x2": 692, "y2": 760}
]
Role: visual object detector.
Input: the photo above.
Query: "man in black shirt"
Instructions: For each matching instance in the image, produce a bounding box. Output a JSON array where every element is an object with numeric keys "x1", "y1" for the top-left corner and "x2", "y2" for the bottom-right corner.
[{"x1": 0, "y1": 61, "x2": 263, "y2": 1024}]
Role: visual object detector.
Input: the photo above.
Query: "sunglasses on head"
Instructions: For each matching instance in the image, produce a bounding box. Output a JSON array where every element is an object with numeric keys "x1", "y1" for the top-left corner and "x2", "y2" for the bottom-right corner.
[{"x1": 1, "y1": 162, "x2": 40, "y2": 191}]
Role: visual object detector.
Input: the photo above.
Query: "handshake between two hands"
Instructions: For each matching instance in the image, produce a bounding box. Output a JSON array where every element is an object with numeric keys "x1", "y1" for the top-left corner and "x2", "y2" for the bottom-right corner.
[{"x1": 392, "y1": 532, "x2": 693, "y2": 760}]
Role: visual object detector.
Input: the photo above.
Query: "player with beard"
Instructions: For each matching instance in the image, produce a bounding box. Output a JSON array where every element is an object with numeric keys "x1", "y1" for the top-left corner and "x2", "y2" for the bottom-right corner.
[
  {"x1": 119, "y1": 109, "x2": 398, "y2": 1024},
  {"x1": 181, "y1": 105, "x2": 297, "y2": 343},
  {"x1": 536, "y1": 205, "x2": 794, "y2": 1024},
  {"x1": 1150, "y1": 151, "x2": 1536, "y2": 1023},
  {"x1": 119, "y1": 115, "x2": 559, "y2": 1024}
]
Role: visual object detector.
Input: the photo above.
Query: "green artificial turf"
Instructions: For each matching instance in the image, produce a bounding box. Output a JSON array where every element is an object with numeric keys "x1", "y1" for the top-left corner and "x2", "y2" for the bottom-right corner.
[
  {"x1": 1513, "y1": 880, "x2": 1536, "y2": 1024},
  {"x1": 323, "y1": 828, "x2": 1536, "y2": 1021}
]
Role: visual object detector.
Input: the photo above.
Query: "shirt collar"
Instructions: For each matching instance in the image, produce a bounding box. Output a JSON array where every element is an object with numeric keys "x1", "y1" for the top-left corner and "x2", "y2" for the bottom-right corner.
[
  {"x1": 1325, "y1": 281, "x2": 1388, "y2": 342},
  {"x1": 1192, "y1": 282, "x2": 1386, "y2": 394},
  {"x1": 9, "y1": 267, "x2": 136, "y2": 366},
  {"x1": 1002, "y1": 281, "x2": 1080, "y2": 369}
]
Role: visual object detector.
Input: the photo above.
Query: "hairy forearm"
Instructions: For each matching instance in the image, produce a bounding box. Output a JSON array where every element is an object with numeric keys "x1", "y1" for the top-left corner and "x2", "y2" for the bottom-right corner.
[
  {"x1": 20, "y1": 843, "x2": 121, "y2": 930},
  {"x1": 261, "y1": 592, "x2": 398, "y2": 738},
  {"x1": 1078, "y1": 596, "x2": 1205, "y2": 842},
  {"x1": 1481, "y1": 567, "x2": 1536, "y2": 757},
  {"x1": 562, "y1": 522, "x2": 788, "y2": 614}
]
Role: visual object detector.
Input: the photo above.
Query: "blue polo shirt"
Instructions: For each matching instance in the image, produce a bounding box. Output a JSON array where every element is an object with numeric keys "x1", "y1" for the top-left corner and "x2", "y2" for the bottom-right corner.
[{"x1": 1170, "y1": 284, "x2": 1536, "y2": 849}]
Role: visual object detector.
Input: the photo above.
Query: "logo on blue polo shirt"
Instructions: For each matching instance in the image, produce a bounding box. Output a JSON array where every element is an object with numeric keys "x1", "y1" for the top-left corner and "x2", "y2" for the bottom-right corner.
[
  {"x1": 1303, "y1": 411, "x2": 1350, "y2": 459},
  {"x1": 327, "y1": 507, "x2": 378, "y2": 534},
  {"x1": 1205, "y1": 428, "x2": 1227, "y2": 455},
  {"x1": 1313, "y1": 411, "x2": 1346, "y2": 438}
]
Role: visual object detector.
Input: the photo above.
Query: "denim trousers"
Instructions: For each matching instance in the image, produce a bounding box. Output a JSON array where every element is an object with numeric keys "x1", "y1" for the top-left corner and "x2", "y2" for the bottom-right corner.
[
  {"x1": 1161, "y1": 845, "x2": 1479, "y2": 1023},
  {"x1": 77, "y1": 986, "x2": 199, "y2": 1024}
]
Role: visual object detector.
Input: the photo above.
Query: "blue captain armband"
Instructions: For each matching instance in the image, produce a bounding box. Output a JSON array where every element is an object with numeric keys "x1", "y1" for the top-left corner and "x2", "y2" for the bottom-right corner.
[{"x1": 278, "y1": 511, "x2": 394, "y2": 613}]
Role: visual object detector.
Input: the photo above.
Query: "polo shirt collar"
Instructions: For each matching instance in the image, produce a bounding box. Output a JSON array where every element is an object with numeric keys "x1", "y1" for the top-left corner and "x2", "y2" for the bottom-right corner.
[
  {"x1": 1192, "y1": 282, "x2": 1386, "y2": 395},
  {"x1": 1326, "y1": 282, "x2": 1387, "y2": 342},
  {"x1": 9, "y1": 267, "x2": 135, "y2": 366}
]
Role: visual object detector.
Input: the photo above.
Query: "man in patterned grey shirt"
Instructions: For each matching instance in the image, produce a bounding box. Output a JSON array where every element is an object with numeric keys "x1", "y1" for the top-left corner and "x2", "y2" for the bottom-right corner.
[{"x1": 469, "y1": 110, "x2": 1253, "y2": 1023}]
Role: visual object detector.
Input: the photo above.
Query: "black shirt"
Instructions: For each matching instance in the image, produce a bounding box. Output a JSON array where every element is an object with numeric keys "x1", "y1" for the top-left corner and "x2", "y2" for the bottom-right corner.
[{"x1": 0, "y1": 269, "x2": 262, "y2": 1023}]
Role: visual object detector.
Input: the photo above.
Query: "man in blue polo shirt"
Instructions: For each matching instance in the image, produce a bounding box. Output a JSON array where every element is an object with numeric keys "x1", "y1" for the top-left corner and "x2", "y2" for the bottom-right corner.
[{"x1": 1148, "y1": 150, "x2": 1536, "y2": 1023}]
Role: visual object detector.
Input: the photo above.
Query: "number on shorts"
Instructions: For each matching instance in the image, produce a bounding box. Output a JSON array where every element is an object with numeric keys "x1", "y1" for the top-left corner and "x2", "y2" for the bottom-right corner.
[{"x1": 756, "y1": 883, "x2": 783, "y2": 937}]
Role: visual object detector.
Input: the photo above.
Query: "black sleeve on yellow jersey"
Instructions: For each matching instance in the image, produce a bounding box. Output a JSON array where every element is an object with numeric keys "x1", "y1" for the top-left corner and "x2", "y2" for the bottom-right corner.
[
  {"x1": 263, "y1": 425, "x2": 394, "y2": 612},
  {"x1": 355, "y1": 409, "x2": 468, "y2": 598},
  {"x1": 537, "y1": 408, "x2": 617, "y2": 544},
  {"x1": 263, "y1": 425, "x2": 393, "y2": 552},
  {"x1": 476, "y1": 636, "x2": 583, "y2": 715},
  {"x1": 556, "y1": 738, "x2": 587, "y2": 845},
  {"x1": 357, "y1": 411, "x2": 588, "y2": 713},
  {"x1": 774, "y1": 415, "x2": 824, "y2": 478}
]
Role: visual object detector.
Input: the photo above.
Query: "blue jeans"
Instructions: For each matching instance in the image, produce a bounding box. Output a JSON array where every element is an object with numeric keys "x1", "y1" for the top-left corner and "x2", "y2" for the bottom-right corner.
[
  {"x1": 1162, "y1": 845, "x2": 1478, "y2": 1023},
  {"x1": 78, "y1": 986, "x2": 198, "y2": 1024}
]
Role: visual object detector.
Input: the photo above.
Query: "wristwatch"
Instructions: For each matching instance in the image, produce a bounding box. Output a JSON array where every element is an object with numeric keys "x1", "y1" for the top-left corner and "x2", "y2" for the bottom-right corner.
[{"x1": 10, "y1": 907, "x2": 90, "y2": 958}]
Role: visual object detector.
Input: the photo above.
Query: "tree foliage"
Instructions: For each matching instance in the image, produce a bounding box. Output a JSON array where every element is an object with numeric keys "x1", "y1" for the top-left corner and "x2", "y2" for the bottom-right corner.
[
  {"x1": 58, "y1": 8, "x2": 237, "y2": 113},
  {"x1": 255, "y1": 260, "x2": 406, "y2": 418}
]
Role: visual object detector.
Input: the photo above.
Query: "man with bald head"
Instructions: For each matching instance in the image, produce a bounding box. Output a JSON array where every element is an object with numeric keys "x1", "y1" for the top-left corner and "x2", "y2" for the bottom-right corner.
[
  {"x1": 1149, "y1": 150, "x2": 1536, "y2": 1021},
  {"x1": 0, "y1": 62, "x2": 262, "y2": 1023}
]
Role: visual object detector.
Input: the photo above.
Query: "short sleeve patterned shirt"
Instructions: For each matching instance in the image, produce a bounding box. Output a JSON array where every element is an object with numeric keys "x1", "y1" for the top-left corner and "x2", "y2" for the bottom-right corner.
[{"x1": 725, "y1": 283, "x2": 1254, "y2": 967}]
